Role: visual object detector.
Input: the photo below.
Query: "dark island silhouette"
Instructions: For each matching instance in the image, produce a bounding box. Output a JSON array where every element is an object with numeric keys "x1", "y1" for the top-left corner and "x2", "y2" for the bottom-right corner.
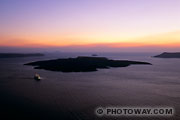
[
  {"x1": 154, "y1": 52, "x2": 180, "y2": 58},
  {"x1": 91, "y1": 54, "x2": 98, "y2": 56},
  {"x1": 0, "y1": 53, "x2": 44, "y2": 58},
  {"x1": 25, "y1": 56, "x2": 151, "y2": 72}
]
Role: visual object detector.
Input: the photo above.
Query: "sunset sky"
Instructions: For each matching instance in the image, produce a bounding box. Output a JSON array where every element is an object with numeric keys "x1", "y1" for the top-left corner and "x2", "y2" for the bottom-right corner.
[{"x1": 0, "y1": 0, "x2": 180, "y2": 52}]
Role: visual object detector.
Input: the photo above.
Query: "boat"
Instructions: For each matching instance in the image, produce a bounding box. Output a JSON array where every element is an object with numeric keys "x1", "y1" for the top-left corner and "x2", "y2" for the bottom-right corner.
[{"x1": 34, "y1": 73, "x2": 41, "y2": 80}]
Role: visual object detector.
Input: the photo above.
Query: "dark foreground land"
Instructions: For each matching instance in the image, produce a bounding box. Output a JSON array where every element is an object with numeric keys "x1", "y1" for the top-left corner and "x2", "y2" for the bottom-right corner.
[
  {"x1": 0, "y1": 53, "x2": 44, "y2": 58},
  {"x1": 154, "y1": 52, "x2": 180, "y2": 58},
  {"x1": 25, "y1": 56, "x2": 151, "y2": 72}
]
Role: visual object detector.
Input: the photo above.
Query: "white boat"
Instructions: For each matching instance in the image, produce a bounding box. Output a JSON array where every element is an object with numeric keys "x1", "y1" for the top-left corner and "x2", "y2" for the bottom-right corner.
[{"x1": 34, "y1": 73, "x2": 41, "y2": 80}]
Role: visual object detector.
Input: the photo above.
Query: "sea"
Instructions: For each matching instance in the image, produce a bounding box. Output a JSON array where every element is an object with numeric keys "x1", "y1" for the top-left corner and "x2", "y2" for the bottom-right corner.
[{"x1": 0, "y1": 52, "x2": 180, "y2": 120}]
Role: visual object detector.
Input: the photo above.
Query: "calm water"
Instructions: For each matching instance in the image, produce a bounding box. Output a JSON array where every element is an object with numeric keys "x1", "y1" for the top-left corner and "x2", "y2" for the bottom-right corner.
[{"x1": 0, "y1": 52, "x2": 180, "y2": 120}]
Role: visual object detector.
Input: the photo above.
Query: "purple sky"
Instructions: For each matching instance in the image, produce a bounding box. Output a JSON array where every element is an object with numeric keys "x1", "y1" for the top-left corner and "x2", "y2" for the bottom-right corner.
[{"x1": 0, "y1": 0, "x2": 180, "y2": 52}]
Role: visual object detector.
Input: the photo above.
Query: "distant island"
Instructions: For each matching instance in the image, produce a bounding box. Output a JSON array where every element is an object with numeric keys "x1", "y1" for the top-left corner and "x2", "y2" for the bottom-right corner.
[
  {"x1": 91, "y1": 54, "x2": 98, "y2": 56},
  {"x1": 25, "y1": 56, "x2": 151, "y2": 72},
  {"x1": 0, "y1": 53, "x2": 44, "y2": 58},
  {"x1": 154, "y1": 52, "x2": 180, "y2": 58}
]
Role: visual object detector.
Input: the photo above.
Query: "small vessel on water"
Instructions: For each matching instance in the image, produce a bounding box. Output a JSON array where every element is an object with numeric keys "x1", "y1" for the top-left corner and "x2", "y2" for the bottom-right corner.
[{"x1": 34, "y1": 73, "x2": 41, "y2": 80}]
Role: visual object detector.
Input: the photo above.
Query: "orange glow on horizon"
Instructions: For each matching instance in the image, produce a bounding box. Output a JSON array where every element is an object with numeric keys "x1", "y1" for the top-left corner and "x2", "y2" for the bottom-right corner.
[
  {"x1": 1, "y1": 31, "x2": 180, "y2": 48},
  {"x1": 1, "y1": 0, "x2": 180, "y2": 52},
  {"x1": 1, "y1": 41, "x2": 180, "y2": 48}
]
